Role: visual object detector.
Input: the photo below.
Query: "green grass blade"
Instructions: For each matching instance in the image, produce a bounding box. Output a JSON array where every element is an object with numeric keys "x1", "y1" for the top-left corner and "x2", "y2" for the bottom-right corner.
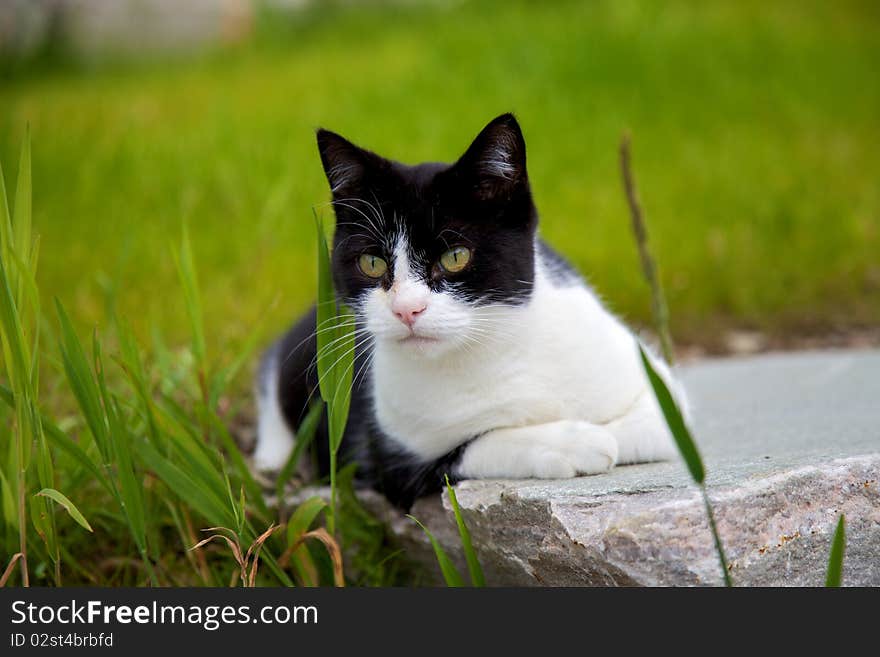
[
  {"x1": 0, "y1": 258, "x2": 30, "y2": 386},
  {"x1": 12, "y1": 126, "x2": 32, "y2": 285},
  {"x1": 445, "y1": 475, "x2": 485, "y2": 587},
  {"x1": 55, "y1": 300, "x2": 109, "y2": 456},
  {"x1": 638, "y1": 342, "x2": 732, "y2": 585},
  {"x1": 286, "y1": 496, "x2": 327, "y2": 547},
  {"x1": 158, "y1": 407, "x2": 223, "y2": 470},
  {"x1": 8, "y1": 247, "x2": 40, "y2": 324},
  {"x1": 134, "y1": 439, "x2": 235, "y2": 529},
  {"x1": 314, "y1": 214, "x2": 356, "y2": 436},
  {"x1": 155, "y1": 392, "x2": 204, "y2": 444},
  {"x1": 283, "y1": 496, "x2": 327, "y2": 586},
  {"x1": 0, "y1": 466, "x2": 16, "y2": 532},
  {"x1": 93, "y1": 331, "x2": 147, "y2": 555},
  {"x1": 36, "y1": 488, "x2": 93, "y2": 533},
  {"x1": 202, "y1": 410, "x2": 268, "y2": 518},
  {"x1": 328, "y1": 305, "x2": 355, "y2": 453},
  {"x1": 173, "y1": 225, "x2": 206, "y2": 370},
  {"x1": 207, "y1": 299, "x2": 276, "y2": 408},
  {"x1": 825, "y1": 515, "x2": 846, "y2": 587},
  {"x1": 314, "y1": 210, "x2": 356, "y2": 536},
  {"x1": 142, "y1": 404, "x2": 235, "y2": 521},
  {"x1": 163, "y1": 433, "x2": 230, "y2": 507},
  {"x1": 114, "y1": 319, "x2": 163, "y2": 449},
  {"x1": 314, "y1": 212, "x2": 338, "y2": 399},
  {"x1": 0, "y1": 157, "x2": 11, "y2": 249},
  {"x1": 407, "y1": 514, "x2": 465, "y2": 587},
  {"x1": 638, "y1": 342, "x2": 704, "y2": 484},
  {"x1": 89, "y1": 329, "x2": 157, "y2": 586},
  {"x1": 700, "y1": 488, "x2": 732, "y2": 587},
  {"x1": 41, "y1": 417, "x2": 113, "y2": 497}
]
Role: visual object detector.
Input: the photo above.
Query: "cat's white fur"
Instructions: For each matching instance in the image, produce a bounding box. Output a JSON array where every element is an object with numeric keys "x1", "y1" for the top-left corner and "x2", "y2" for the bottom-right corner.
[
  {"x1": 253, "y1": 355, "x2": 296, "y2": 471},
  {"x1": 368, "y1": 235, "x2": 683, "y2": 477},
  {"x1": 255, "y1": 235, "x2": 685, "y2": 477}
]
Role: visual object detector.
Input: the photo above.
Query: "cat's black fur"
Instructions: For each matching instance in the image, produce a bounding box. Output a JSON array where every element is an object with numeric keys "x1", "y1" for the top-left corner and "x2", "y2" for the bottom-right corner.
[
  {"x1": 263, "y1": 114, "x2": 565, "y2": 509},
  {"x1": 319, "y1": 114, "x2": 538, "y2": 308}
]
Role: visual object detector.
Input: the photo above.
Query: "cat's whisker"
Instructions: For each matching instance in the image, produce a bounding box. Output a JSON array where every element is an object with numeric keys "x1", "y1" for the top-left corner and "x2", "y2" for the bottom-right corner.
[
  {"x1": 437, "y1": 227, "x2": 470, "y2": 245},
  {"x1": 280, "y1": 319, "x2": 361, "y2": 367},
  {"x1": 338, "y1": 197, "x2": 386, "y2": 241},
  {"x1": 308, "y1": 330, "x2": 372, "y2": 372},
  {"x1": 368, "y1": 190, "x2": 387, "y2": 226},
  {"x1": 311, "y1": 332, "x2": 372, "y2": 366},
  {"x1": 335, "y1": 232, "x2": 374, "y2": 250},
  {"x1": 300, "y1": 334, "x2": 373, "y2": 415},
  {"x1": 311, "y1": 327, "x2": 372, "y2": 361},
  {"x1": 352, "y1": 346, "x2": 376, "y2": 393},
  {"x1": 326, "y1": 200, "x2": 385, "y2": 242},
  {"x1": 311, "y1": 334, "x2": 371, "y2": 382},
  {"x1": 328, "y1": 337, "x2": 376, "y2": 408}
]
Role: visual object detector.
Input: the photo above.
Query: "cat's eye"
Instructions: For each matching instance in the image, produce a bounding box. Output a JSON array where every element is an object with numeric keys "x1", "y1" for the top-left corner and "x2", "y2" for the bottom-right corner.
[
  {"x1": 439, "y1": 246, "x2": 472, "y2": 273},
  {"x1": 358, "y1": 254, "x2": 388, "y2": 279}
]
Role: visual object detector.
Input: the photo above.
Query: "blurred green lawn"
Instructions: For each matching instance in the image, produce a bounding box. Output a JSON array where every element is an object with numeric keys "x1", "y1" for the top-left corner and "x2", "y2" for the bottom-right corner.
[{"x1": 1, "y1": 0, "x2": 878, "y2": 385}]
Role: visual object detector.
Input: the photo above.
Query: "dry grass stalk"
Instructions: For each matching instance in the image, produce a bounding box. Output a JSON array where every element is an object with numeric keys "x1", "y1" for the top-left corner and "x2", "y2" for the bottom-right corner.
[
  {"x1": 620, "y1": 132, "x2": 675, "y2": 364},
  {"x1": 190, "y1": 524, "x2": 279, "y2": 588},
  {"x1": 0, "y1": 553, "x2": 23, "y2": 587},
  {"x1": 299, "y1": 528, "x2": 345, "y2": 587}
]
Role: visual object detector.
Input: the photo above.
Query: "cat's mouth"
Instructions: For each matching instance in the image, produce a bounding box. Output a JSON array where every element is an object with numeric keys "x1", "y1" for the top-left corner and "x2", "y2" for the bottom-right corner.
[{"x1": 397, "y1": 334, "x2": 440, "y2": 346}]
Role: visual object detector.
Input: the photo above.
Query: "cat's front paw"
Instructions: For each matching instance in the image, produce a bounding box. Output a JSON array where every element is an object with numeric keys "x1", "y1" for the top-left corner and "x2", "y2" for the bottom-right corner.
[
  {"x1": 457, "y1": 419, "x2": 619, "y2": 480},
  {"x1": 252, "y1": 437, "x2": 293, "y2": 473},
  {"x1": 530, "y1": 420, "x2": 618, "y2": 478}
]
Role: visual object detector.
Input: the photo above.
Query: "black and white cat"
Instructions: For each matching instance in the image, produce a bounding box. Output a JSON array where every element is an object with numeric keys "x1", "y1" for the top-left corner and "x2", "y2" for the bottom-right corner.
[{"x1": 253, "y1": 114, "x2": 686, "y2": 509}]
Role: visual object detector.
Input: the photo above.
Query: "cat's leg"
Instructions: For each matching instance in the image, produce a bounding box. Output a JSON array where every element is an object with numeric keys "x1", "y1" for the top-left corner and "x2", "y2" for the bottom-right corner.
[
  {"x1": 252, "y1": 308, "x2": 320, "y2": 473},
  {"x1": 253, "y1": 357, "x2": 296, "y2": 472},
  {"x1": 604, "y1": 390, "x2": 679, "y2": 465},
  {"x1": 456, "y1": 420, "x2": 618, "y2": 479}
]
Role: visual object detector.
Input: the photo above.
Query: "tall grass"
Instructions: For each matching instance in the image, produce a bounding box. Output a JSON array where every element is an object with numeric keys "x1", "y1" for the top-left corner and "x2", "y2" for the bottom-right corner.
[
  {"x1": 623, "y1": 134, "x2": 732, "y2": 586},
  {"x1": 0, "y1": 130, "x2": 63, "y2": 586},
  {"x1": 0, "y1": 137, "x2": 381, "y2": 587},
  {"x1": 313, "y1": 212, "x2": 355, "y2": 537},
  {"x1": 409, "y1": 477, "x2": 485, "y2": 587},
  {"x1": 627, "y1": 138, "x2": 849, "y2": 587},
  {"x1": 638, "y1": 346, "x2": 732, "y2": 587}
]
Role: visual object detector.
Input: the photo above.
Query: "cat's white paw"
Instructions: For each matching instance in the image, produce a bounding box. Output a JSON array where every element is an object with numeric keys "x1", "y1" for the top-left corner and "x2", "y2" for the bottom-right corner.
[
  {"x1": 528, "y1": 420, "x2": 618, "y2": 478},
  {"x1": 252, "y1": 437, "x2": 293, "y2": 473},
  {"x1": 254, "y1": 363, "x2": 296, "y2": 473},
  {"x1": 457, "y1": 419, "x2": 618, "y2": 480}
]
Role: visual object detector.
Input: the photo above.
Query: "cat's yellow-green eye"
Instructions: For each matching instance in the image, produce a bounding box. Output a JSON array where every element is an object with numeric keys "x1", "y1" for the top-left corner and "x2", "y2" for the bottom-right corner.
[
  {"x1": 358, "y1": 254, "x2": 388, "y2": 279},
  {"x1": 439, "y1": 246, "x2": 472, "y2": 273}
]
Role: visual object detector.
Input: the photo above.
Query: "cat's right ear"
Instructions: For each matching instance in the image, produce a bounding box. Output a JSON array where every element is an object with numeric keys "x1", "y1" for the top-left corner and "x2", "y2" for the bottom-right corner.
[
  {"x1": 316, "y1": 129, "x2": 371, "y2": 197},
  {"x1": 453, "y1": 113, "x2": 528, "y2": 202}
]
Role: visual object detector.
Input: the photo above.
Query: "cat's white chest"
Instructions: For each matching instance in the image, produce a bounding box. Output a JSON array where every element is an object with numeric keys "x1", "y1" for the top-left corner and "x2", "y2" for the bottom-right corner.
[{"x1": 370, "y1": 276, "x2": 648, "y2": 460}]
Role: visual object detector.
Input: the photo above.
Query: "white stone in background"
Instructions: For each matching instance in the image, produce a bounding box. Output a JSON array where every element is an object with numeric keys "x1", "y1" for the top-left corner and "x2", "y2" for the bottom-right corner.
[
  {"x1": 0, "y1": 0, "x2": 56, "y2": 56},
  {"x1": 0, "y1": 0, "x2": 253, "y2": 57},
  {"x1": 66, "y1": 0, "x2": 253, "y2": 54},
  {"x1": 366, "y1": 350, "x2": 880, "y2": 586},
  {"x1": 723, "y1": 329, "x2": 768, "y2": 354}
]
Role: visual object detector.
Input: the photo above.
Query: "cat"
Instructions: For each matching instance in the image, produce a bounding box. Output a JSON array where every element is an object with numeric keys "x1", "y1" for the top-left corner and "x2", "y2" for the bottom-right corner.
[{"x1": 253, "y1": 113, "x2": 686, "y2": 510}]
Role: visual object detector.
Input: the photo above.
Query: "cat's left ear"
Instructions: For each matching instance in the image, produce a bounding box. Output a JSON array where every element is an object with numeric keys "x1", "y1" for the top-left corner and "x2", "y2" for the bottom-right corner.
[{"x1": 454, "y1": 113, "x2": 528, "y2": 201}]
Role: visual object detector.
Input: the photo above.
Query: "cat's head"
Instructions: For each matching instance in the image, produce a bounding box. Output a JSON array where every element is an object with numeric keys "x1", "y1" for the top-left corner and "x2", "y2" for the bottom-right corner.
[{"x1": 317, "y1": 113, "x2": 537, "y2": 358}]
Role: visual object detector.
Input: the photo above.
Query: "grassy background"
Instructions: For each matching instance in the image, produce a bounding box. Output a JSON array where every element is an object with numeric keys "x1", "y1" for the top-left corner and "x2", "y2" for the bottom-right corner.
[{"x1": 2, "y1": 0, "x2": 879, "y2": 382}]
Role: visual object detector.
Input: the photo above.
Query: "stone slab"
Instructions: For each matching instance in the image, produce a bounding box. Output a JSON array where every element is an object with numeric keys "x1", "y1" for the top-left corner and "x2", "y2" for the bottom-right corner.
[{"x1": 364, "y1": 349, "x2": 880, "y2": 586}]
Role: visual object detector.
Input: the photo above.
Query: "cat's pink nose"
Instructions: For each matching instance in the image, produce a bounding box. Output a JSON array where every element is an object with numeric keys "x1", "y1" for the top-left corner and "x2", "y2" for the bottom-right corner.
[{"x1": 392, "y1": 300, "x2": 427, "y2": 328}]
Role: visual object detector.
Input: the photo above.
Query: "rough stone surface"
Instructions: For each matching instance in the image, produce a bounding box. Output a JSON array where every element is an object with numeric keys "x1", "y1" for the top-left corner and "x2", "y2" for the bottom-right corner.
[{"x1": 363, "y1": 349, "x2": 880, "y2": 586}]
